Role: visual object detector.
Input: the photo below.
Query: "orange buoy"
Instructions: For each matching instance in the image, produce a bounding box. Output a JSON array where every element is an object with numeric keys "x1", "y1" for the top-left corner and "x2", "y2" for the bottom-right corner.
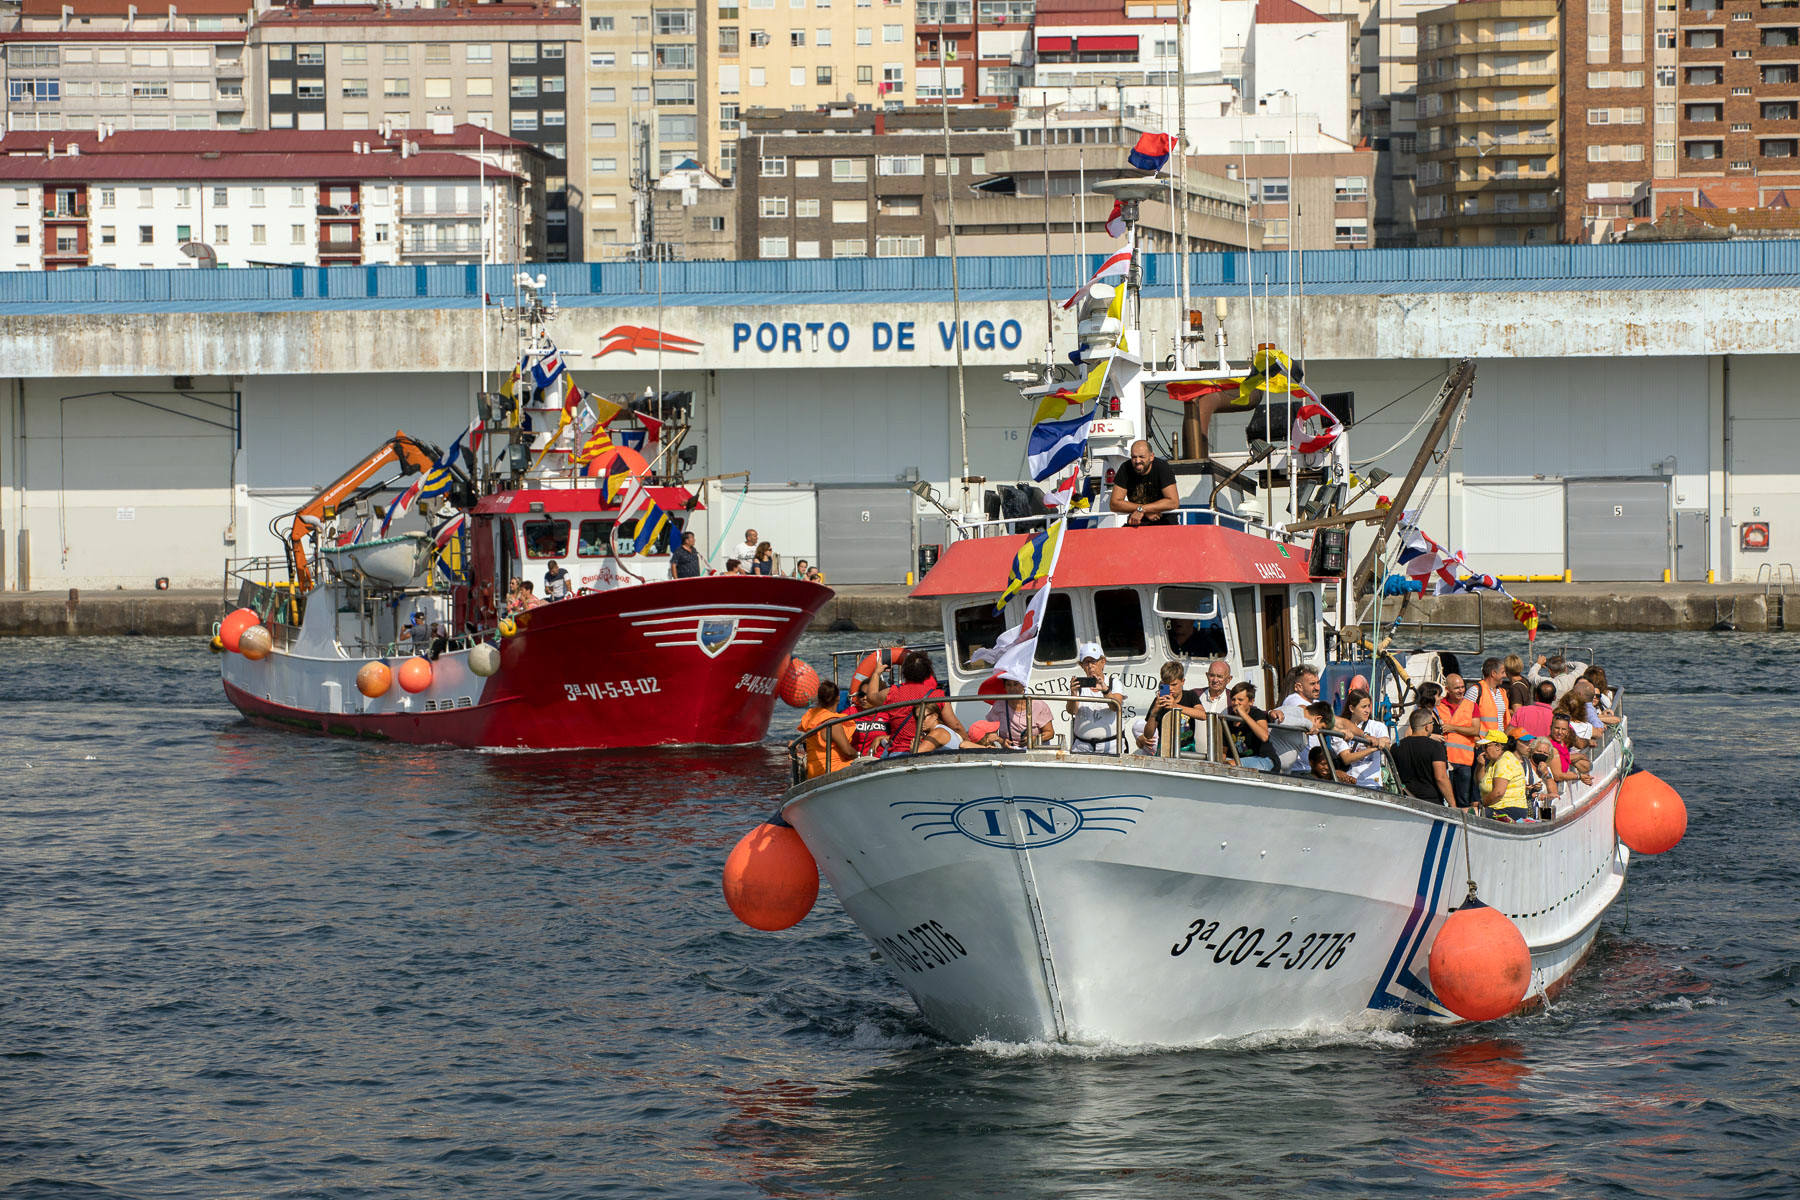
[
  {"x1": 723, "y1": 820, "x2": 819, "y2": 931},
  {"x1": 219, "y1": 607, "x2": 259, "y2": 653},
  {"x1": 1616, "y1": 770, "x2": 1687, "y2": 856},
  {"x1": 356, "y1": 661, "x2": 392, "y2": 698},
  {"x1": 237, "y1": 624, "x2": 272, "y2": 661},
  {"x1": 397, "y1": 656, "x2": 433, "y2": 694},
  {"x1": 1428, "y1": 896, "x2": 1532, "y2": 1022},
  {"x1": 1348, "y1": 673, "x2": 1369, "y2": 693},
  {"x1": 777, "y1": 657, "x2": 820, "y2": 708}
]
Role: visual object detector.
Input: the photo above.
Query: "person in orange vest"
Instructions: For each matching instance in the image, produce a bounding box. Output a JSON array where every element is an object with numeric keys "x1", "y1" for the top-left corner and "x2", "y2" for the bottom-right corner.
[
  {"x1": 1435, "y1": 673, "x2": 1483, "y2": 807},
  {"x1": 1473, "y1": 657, "x2": 1511, "y2": 745}
]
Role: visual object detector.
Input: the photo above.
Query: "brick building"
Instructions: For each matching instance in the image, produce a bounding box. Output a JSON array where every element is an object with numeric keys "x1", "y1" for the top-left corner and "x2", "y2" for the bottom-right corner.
[{"x1": 1563, "y1": 0, "x2": 1800, "y2": 240}]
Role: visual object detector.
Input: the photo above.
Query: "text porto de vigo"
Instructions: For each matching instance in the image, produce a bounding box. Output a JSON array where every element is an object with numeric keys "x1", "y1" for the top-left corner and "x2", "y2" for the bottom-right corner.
[{"x1": 731, "y1": 318, "x2": 1026, "y2": 355}]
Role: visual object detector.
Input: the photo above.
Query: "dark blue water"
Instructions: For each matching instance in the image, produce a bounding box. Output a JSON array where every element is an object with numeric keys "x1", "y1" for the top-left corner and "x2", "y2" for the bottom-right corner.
[{"x1": 1, "y1": 631, "x2": 1796, "y2": 1200}]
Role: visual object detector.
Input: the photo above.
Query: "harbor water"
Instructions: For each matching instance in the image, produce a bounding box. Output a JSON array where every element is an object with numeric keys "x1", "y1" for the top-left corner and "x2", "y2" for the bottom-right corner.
[{"x1": 2, "y1": 631, "x2": 1796, "y2": 1199}]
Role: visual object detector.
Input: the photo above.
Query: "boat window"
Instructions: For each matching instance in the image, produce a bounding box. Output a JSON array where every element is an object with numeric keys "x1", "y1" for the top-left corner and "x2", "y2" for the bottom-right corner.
[
  {"x1": 1297, "y1": 588, "x2": 1318, "y2": 655},
  {"x1": 1229, "y1": 586, "x2": 1259, "y2": 666},
  {"x1": 616, "y1": 511, "x2": 672, "y2": 556},
  {"x1": 1157, "y1": 585, "x2": 1226, "y2": 659},
  {"x1": 576, "y1": 519, "x2": 616, "y2": 558},
  {"x1": 953, "y1": 603, "x2": 1007, "y2": 668},
  {"x1": 1154, "y1": 585, "x2": 1219, "y2": 619},
  {"x1": 1095, "y1": 588, "x2": 1147, "y2": 658},
  {"x1": 1033, "y1": 592, "x2": 1077, "y2": 665},
  {"x1": 523, "y1": 519, "x2": 570, "y2": 559}
]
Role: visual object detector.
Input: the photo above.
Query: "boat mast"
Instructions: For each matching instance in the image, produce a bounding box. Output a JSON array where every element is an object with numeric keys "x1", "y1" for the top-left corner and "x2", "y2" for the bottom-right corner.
[
  {"x1": 941, "y1": 26, "x2": 971, "y2": 513},
  {"x1": 477, "y1": 132, "x2": 488, "y2": 493},
  {"x1": 1175, "y1": 0, "x2": 1190, "y2": 370}
]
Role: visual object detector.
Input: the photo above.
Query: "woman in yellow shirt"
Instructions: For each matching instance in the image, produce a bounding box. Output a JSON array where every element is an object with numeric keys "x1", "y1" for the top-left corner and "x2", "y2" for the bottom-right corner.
[{"x1": 1477, "y1": 730, "x2": 1530, "y2": 819}]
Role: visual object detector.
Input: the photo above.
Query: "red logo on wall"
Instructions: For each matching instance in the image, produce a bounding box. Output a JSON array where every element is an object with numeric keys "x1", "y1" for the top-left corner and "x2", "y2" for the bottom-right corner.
[{"x1": 595, "y1": 325, "x2": 703, "y2": 357}]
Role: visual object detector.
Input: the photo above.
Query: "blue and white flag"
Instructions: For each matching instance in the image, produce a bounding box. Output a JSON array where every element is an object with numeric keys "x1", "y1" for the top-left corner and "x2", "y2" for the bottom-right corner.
[
  {"x1": 1026, "y1": 408, "x2": 1094, "y2": 482},
  {"x1": 530, "y1": 346, "x2": 565, "y2": 390}
]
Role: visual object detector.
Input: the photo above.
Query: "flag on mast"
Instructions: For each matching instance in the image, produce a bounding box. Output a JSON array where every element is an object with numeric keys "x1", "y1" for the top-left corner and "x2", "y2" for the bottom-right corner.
[
  {"x1": 1062, "y1": 237, "x2": 1132, "y2": 309},
  {"x1": 1026, "y1": 408, "x2": 1095, "y2": 482},
  {"x1": 1104, "y1": 200, "x2": 1127, "y2": 239},
  {"x1": 1127, "y1": 131, "x2": 1174, "y2": 173}
]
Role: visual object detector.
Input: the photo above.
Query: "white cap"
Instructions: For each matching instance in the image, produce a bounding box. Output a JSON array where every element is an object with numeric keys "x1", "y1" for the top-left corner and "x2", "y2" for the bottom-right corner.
[{"x1": 1078, "y1": 642, "x2": 1103, "y2": 662}]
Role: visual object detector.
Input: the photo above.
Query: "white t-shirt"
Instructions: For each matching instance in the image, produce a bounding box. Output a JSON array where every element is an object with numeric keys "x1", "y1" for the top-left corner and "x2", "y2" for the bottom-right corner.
[
  {"x1": 1070, "y1": 675, "x2": 1120, "y2": 752},
  {"x1": 1332, "y1": 719, "x2": 1390, "y2": 788},
  {"x1": 1198, "y1": 688, "x2": 1231, "y2": 716},
  {"x1": 733, "y1": 541, "x2": 760, "y2": 565}
]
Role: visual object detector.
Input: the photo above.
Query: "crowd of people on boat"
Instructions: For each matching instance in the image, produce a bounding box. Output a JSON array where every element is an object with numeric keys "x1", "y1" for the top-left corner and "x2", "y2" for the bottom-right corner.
[
  {"x1": 793, "y1": 641, "x2": 1618, "y2": 824},
  {"x1": 503, "y1": 526, "x2": 827, "y2": 615}
]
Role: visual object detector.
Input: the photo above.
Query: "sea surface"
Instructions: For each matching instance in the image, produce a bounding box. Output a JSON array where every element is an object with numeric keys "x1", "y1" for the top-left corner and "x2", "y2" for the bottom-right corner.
[{"x1": 1, "y1": 630, "x2": 1796, "y2": 1200}]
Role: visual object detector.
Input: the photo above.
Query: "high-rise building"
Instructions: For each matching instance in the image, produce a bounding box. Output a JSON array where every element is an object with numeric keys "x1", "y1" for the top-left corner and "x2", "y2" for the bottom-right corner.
[
  {"x1": 1413, "y1": 0, "x2": 1560, "y2": 245},
  {"x1": 1, "y1": 0, "x2": 254, "y2": 133},
  {"x1": 1565, "y1": 0, "x2": 1800, "y2": 240},
  {"x1": 581, "y1": 0, "x2": 704, "y2": 260},
  {"x1": 248, "y1": 3, "x2": 581, "y2": 260}
]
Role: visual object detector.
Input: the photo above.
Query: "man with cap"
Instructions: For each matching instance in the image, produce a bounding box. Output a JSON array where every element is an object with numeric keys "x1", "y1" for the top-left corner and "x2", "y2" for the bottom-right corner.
[{"x1": 1065, "y1": 642, "x2": 1127, "y2": 754}]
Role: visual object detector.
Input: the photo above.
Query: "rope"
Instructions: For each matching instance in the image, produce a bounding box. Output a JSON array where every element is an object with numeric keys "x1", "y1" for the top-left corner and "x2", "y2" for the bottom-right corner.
[
  {"x1": 1351, "y1": 369, "x2": 1455, "y2": 468},
  {"x1": 1459, "y1": 805, "x2": 1478, "y2": 902},
  {"x1": 707, "y1": 476, "x2": 752, "y2": 566}
]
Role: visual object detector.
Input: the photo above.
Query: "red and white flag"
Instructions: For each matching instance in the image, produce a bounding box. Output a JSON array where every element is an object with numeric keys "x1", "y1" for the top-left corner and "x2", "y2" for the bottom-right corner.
[
  {"x1": 1063, "y1": 238, "x2": 1132, "y2": 309},
  {"x1": 1044, "y1": 469, "x2": 1079, "y2": 510},
  {"x1": 1104, "y1": 200, "x2": 1126, "y2": 239}
]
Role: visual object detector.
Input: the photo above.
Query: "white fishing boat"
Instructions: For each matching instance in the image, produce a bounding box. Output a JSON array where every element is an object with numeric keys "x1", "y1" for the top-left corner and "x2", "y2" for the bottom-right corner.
[{"x1": 725, "y1": 178, "x2": 1686, "y2": 1047}]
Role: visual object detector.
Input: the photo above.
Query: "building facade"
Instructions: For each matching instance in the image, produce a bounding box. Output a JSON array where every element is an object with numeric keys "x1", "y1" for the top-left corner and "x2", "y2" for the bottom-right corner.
[
  {"x1": 735, "y1": 104, "x2": 1012, "y2": 260},
  {"x1": 1413, "y1": 0, "x2": 1559, "y2": 246},
  {"x1": 1187, "y1": 146, "x2": 1374, "y2": 246},
  {"x1": 247, "y1": 2, "x2": 580, "y2": 260},
  {"x1": 0, "y1": 127, "x2": 540, "y2": 268},
  {"x1": 1, "y1": 0, "x2": 252, "y2": 133},
  {"x1": 579, "y1": 0, "x2": 704, "y2": 260},
  {"x1": 1564, "y1": 0, "x2": 1800, "y2": 240}
]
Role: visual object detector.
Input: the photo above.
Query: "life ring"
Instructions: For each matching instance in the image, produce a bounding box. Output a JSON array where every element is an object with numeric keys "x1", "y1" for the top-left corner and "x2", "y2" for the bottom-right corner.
[
  {"x1": 1741, "y1": 522, "x2": 1770, "y2": 551},
  {"x1": 475, "y1": 581, "x2": 497, "y2": 620},
  {"x1": 1290, "y1": 402, "x2": 1343, "y2": 458}
]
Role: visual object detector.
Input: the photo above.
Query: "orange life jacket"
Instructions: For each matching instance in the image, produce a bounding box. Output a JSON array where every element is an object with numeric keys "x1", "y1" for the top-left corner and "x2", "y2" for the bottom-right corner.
[
  {"x1": 1438, "y1": 698, "x2": 1476, "y2": 767},
  {"x1": 1475, "y1": 680, "x2": 1508, "y2": 740}
]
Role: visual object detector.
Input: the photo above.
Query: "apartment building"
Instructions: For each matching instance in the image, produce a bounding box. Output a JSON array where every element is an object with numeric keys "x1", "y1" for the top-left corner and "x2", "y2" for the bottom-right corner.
[
  {"x1": 581, "y1": 0, "x2": 704, "y2": 259},
  {"x1": 0, "y1": 128, "x2": 536, "y2": 268},
  {"x1": 1, "y1": 0, "x2": 253, "y2": 132},
  {"x1": 649, "y1": 158, "x2": 734, "y2": 257},
  {"x1": 913, "y1": 0, "x2": 1032, "y2": 105},
  {"x1": 248, "y1": 2, "x2": 581, "y2": 259},
  {"x1": 1565, "y1": 0, "x2": 1800, "y2": 239},
  {"x1": 734, "y1": 104, "x2": 1011, "y2": 259},
  {"x1": 1413, "y1": 0, "x2": 1559, "y2": 245},
  {"x1": 1186, "y1": 145, "x2": 1374, "y2": 245}
]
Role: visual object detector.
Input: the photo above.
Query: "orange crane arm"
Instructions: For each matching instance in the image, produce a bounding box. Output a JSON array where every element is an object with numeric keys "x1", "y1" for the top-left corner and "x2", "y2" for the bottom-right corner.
[{"x1": 289, "y1": 430, "x2": 440, "y2": 591}]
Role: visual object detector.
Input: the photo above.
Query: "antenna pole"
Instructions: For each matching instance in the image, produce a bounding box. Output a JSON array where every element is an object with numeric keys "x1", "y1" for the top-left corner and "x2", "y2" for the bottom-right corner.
[
  {"x1": 941, "y1": 29, "x2": 970, "y2": 512},
  {"x1": 1175, "y1": 0, "x2": 1190, "y2": 369}
]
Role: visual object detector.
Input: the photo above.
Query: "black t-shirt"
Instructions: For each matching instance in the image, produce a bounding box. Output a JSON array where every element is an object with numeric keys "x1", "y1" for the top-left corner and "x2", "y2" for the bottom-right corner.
[
  {"x1": 1222, "y1": 705, "x2": 1274, "y2": 762},
  {"x1": 1113, "y1": 457, "x2": 1178, "y2": 524},
  {"x1": 1392, "y1": 734, "x2": 1450, "y2": 801}
]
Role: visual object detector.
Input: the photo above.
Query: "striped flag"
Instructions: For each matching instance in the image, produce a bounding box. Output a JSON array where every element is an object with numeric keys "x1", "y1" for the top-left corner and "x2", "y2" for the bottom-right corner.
[
  {"x1": 1127, "y1": 131, "x2": 1174, "y2": 173},
  {"x1": 1026, "y1": 408, "x2": 1094, "y2": 483},
  {"x1": 1062, "y1": 237, "x2": 1132, "y2": 309},
  {"x1": 379, "y1": 475, "x2": 425, "y2": 535},
  {"x1": 994, "y1": 518, "x2": 1067, "y2": 612},
  {"x1": 531, "y1": 346, "x2": 565, "y2": 390}
]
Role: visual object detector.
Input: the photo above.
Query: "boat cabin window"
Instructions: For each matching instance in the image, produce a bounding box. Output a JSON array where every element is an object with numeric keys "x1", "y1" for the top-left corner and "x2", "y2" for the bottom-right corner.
[
  {"x1": 1156, "y1": 585, "x2": 1227, "y2": 660},
  {"x1": 577, "y1": 519, "x2": 616, "y2": 557},
  {"x1": 953, "y1": 602, "x2": 1008, "y2": 668},
  {"x1": 523, "y1": 519, "x2": 570, "y2": 559},
  {"x1": 617, "y1": 512, "x2": 672, "y2": 556},
  {"x1": 1095, "y1": 588, "x2": 1147, "y2": 659},
  {"x1": 1229, "y1": 586, "x2": 1259, "y2": 666},
  {"x1": 1297, "y1": 588, "x2": 1318, "y2": 655},
  {"x1": 1032, "y1": 593, "x2": 1076, "y2": 665}
]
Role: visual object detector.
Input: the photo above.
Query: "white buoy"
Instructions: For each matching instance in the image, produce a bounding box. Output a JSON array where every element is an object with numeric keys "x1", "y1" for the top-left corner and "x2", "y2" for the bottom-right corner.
[{"x1": 469, "y1": 643, "x2": 501, "y2": 677}]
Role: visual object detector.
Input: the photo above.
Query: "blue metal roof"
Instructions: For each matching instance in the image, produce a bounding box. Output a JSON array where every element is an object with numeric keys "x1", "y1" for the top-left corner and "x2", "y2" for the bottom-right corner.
[{"x1": 2, "y1": 241, "x2": 1797, "y2": 314}]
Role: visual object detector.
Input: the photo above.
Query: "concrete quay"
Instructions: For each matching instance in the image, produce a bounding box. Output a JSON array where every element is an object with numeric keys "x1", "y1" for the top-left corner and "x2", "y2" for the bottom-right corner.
[
  {"x1": 1363, "y1": 582, "x2": 1795, "y2": 635},
  {"x1": 0, "y1": 581, "x2": 1790, "y2": 639}
]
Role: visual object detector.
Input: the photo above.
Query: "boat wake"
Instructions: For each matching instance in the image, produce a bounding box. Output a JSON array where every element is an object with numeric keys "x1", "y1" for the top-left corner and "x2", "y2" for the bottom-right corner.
[{"x1": 965, "y1": 1015, "x2": 1418, "y2": 1060}]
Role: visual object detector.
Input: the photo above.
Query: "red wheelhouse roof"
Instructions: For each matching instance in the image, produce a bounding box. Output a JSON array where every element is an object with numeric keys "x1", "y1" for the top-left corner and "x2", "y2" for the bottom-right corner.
[
  {"x1": 475, "y1": 486, "x2": 699, "y2": 515},
  {"x1": 911, "y1": 524, "x2": 1315, "y2": 599}
]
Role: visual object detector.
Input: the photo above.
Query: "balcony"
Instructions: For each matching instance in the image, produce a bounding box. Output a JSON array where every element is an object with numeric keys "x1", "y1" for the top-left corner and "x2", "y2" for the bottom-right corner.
[
  {"x1": 402, "y1": 238, "x2": 484, "y2": 257},
  {"x1": 44, "y1": 200, "x2": 88, "y2": 219},
  {"x1": 216, "y1": 58, "x2": 245, "y2": 78},
  {"x1": 317, "y1": 202, "x2": 362, "y2": 217},
  {"x1": 319, "y1": 235, "x2": 363, "y2": 254}
]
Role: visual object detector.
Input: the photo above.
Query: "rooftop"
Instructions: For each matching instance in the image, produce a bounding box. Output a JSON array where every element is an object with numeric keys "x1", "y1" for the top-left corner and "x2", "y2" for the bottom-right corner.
[
  {"x1": 1255, "y1": 0, "x2": 1330, "y2": 23},
  {"x1": 0, "y1": 152, "x2": 516, "y2": 183},
  {"x1": 252, "y1": 2, "x2": 578, "y2": 28},
  {"x1": 0, "y1": 126, "x2": 535, "y2": 157},
  {"x1": 19, "y1": 0, "x2": 249, "y2": 15}
]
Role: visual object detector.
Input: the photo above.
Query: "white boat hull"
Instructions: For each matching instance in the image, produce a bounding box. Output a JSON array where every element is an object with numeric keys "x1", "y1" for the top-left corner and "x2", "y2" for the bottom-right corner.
[{"x1": 783, "y1": 732, "x2": 1629, "y2": 1046}]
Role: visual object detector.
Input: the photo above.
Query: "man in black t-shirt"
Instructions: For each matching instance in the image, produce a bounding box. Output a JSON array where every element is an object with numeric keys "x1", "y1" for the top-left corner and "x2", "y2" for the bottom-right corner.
[
  {"x1": 1391, "y1": 708, "x2": 1456, "y2": 805},
  {"x1": 1109, "y1": 439, "x2": 1180, "y2": 526}
]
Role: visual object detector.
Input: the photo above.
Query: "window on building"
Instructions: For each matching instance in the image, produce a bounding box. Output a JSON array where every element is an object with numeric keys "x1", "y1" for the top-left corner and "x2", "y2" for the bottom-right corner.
[
  {"x1": 877, "y1": 154, "x2": 923, "y2": 175},
  {"x1": 592, "y1": 15, "x2": 614, "y2": 29},
  {"x1": 511, "y1": 43, "x2": 538, "y2": 63},
  {"x1": 833, "y1": 158, "x2": 867, "y2": 181},
  {"x1": 857, "y1": 28, "x2": 873, "y2": 45},
  {"x1": 790, "y1": 28, "x2": 805, "y2": 44},
  {"x1": 384, "y1": 78, "x2": 410, "y2": 96},
  {"x1": 876, "y1": 235, "x2": 925, "y2": 256},
  {"x1": 512, "y1": 112, "x2": 538, "y2": 131},
  {"x1": 343, "y1": 78, "x2": 369, "y2": 98},
  {"x1": 297, "y1": 43, "x2": 324, "y2": 65},
  {"x1": 720, "y1": 26, "x2": 739, "y2": 52},
  {"x1": 468, "y1": 44, "x2": 493, "y2": 63},
  {"x1": 832, "y1": 199, "x2": 867, "y2": 222},
  {"x1": 796, "y1": 198, "x2": 821, "y2": 217},
  {"x1": 100, "y1": 226, "x2": 115, "y2": 245},
  {"x1": 139, "y1": 225, "x2": 154, "y2": 244},
  {"x1": 762, "y1": 156, "x2": 788, "y2": 176},
  {"x1": 832, "y1": 238, "x2": 867, "y2": 257},
  {"x1": 467, "y1": 77, "x2": 493, "y2": 96},
  {"x1": 1259, "y1": 179, "x2": 1289, "y2": 203},
  {"x1": 759, "y1": 235, "x2": 789, "y2": 257},
  {"x1": 795, "y1": 240, "x2": 821, "y2": 258},
  {"x1": 591, "y1": 122, "x2": 617, "y2": 138},
  {"x1": 384, "y1": 45, "x2": 408, "y2": 63},
  {"x1": 1333, "y1": 176, "x2": 1367, "y2": 201},
  {"x1": 760, "y1": 196, "x2": 789, "y2": 219}
]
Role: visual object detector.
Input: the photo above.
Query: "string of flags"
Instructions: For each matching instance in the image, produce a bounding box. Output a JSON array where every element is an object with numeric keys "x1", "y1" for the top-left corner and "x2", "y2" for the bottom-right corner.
[{"x1": 1395, "y1": 519, "x2": 1539, "y2": 640}]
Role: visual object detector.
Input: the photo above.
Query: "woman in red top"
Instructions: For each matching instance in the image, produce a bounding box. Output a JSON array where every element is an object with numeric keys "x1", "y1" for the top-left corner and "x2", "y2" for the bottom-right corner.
[{"x1": 862, "y1": 650, "x2": 967, "y2": 754}]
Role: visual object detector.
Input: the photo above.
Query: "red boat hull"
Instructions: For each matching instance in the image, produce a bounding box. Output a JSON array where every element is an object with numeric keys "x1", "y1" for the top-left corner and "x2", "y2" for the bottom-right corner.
[{"x1": 220, "y1": 576, "x2": 832, "y2": 751}]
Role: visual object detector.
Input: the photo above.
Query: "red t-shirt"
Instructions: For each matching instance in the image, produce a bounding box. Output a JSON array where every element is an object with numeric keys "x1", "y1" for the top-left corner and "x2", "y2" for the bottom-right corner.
[
  {"x1": 882, "y1": 679, "x2": 944, "y2": 753},
  {"x1": 848, "y1": 706, "x2": 891, "y2": 757}
]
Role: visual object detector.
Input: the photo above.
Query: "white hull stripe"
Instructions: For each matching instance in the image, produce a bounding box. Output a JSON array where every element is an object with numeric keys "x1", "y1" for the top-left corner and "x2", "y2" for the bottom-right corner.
[{"x1": 622, "y1": 602, "x2": 805, "y2": 619}]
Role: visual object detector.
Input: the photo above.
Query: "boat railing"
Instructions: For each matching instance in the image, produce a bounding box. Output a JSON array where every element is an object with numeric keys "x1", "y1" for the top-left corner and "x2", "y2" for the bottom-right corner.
[
  {"x1": 826, "y1": 641, "x2": 949, "y2": 686},
  {"x1": 786, "y1": 691, "x2": 1132, "y2": 786}
]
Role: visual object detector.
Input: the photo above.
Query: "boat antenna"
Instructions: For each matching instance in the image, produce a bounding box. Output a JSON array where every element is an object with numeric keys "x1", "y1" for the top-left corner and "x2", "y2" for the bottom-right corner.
[
  {"x1": 1076, "y1": 146, "x2": 1085, "y2": 264},
  {"x1": 477, "y1": 130, "x2": 488, "y2": 492},
  {"x1": 1175, "y1": 0, "x2": 1191, "y2": 371},
  {"x1": 942, "y1": 27, "x2": 970, "y2": 513},
  {"x1": 1041, "y1": 98, "x2": 1056, "y2": 385}
]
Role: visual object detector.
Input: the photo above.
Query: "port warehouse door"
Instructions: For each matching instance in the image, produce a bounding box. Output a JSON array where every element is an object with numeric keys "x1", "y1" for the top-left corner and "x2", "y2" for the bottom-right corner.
[
  {"x1": 1566, "y1": 479, "x2": 1671, "y2": 581},
  {"x1": 816, "y1": 486, "x2": 914, "y2": 584},
  {"x1": 1458, "y1": 481, "x2": 1565, "y2": 578}
]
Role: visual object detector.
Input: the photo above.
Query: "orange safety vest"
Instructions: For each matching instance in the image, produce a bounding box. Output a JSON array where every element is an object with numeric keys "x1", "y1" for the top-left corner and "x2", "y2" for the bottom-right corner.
[
  {"x1": 1438, "y1": 698, "x2": 1476, "y2": 767},
  {"x1": 799, "y1": 708, "x2": 849, "y2": 778},
  {"x1": 1475, "y1": 680, "x2": 1508, "y2": 740}
]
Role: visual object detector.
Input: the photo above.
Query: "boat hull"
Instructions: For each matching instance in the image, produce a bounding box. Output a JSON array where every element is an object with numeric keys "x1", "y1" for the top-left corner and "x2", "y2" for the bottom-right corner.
[
  {"x1": 782, "y1": 732, "x2": 1629, "y2": 1045},
  {"x1": 221, "y1": 576, "x2": 831, "y2": 750}
]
